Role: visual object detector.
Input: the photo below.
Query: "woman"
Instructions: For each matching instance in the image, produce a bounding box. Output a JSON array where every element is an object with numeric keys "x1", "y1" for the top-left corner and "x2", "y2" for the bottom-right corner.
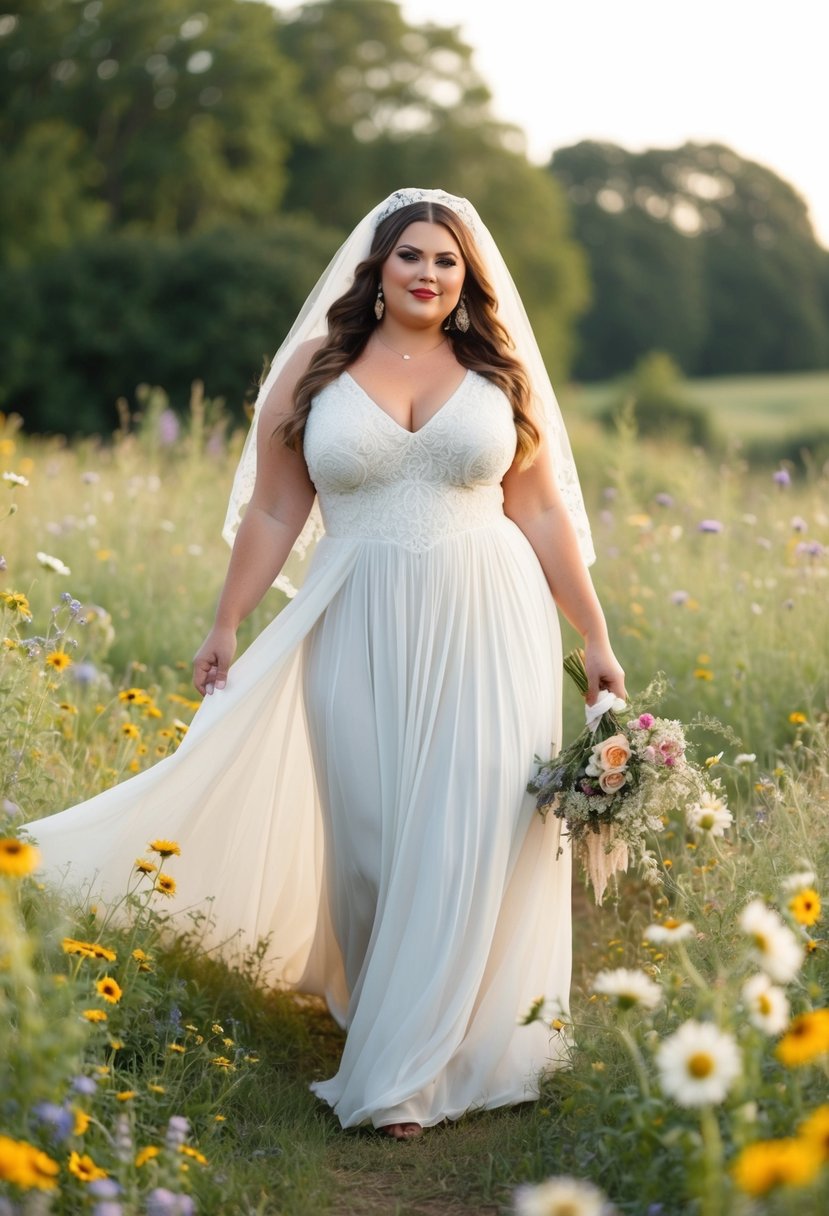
[{"x1": 28, "y1": 189, "x2": 624, "y2": 1141}]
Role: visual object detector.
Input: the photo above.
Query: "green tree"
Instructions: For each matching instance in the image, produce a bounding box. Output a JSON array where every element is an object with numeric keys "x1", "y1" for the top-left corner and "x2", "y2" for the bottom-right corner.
[
  {"x1": 551, "y1": 140, "x2": 829, "y2": 378},
  {"x1": 0, "y1": 0, "x2": 308, "y2": 249},
  {"x1": 1, "y1": 219, "x2": 340, "y2": 434}
]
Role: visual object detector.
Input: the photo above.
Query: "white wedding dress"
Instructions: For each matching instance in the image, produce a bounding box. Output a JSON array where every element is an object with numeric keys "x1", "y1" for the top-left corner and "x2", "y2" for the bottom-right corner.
[{"x1": 28, "y1": 369, "x2": 572, "y2": 1130}]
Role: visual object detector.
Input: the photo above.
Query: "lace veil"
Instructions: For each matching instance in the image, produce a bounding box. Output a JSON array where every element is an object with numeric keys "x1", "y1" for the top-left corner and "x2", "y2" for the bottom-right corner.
[{"x1": 223, "y1": 187, "x2": 595, "y2": 594}]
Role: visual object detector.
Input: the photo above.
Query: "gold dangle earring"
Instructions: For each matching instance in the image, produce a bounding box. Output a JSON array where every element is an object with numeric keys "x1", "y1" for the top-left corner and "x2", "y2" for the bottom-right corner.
[
  {"x1": 454, "y1": 293, "x2": 470, "y2": 333},
  {"x1": 374, "y1": 283, "x2": 385, "y2": 321}
]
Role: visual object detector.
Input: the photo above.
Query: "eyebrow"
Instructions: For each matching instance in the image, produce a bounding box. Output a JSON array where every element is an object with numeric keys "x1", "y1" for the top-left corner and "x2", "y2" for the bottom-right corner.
[{"x1": 396, "y1": 243, "x2": 459, "y2": 256}]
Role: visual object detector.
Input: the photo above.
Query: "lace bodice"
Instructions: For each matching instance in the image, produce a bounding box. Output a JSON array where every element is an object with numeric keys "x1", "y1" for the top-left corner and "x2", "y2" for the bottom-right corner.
[{"x1": 303, "y1": 370, "x2": 517, "y2": 553}]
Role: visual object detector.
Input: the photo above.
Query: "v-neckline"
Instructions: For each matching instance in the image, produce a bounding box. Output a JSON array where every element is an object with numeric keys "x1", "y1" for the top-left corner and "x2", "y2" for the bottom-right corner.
[{"x1": 343, "y1": 369, "x2": 471, "y2": 437}]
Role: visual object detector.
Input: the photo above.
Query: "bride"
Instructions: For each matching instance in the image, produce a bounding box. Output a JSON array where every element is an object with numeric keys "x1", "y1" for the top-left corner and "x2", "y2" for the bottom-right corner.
[{"x1": 27, "y1": 188, "x2": 625, "y2": 1141}]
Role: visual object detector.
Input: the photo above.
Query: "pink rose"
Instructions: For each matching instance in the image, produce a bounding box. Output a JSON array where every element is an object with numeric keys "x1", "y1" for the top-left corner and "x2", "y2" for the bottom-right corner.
[
  {"x1": 595, "y1": 734, "x2": 632, "y2": 771},
  {"x1": 598, "y1": 768, "x2": 627, "y2": 793},
  {"x1": 659, "y1": 739, "x2": 684, "y2": 761},
  {"x1": 642, "y1": 745, "x2": 657, "y2": 763},
  {"x1": 638, "y1": 713, "x2": 655, "y2": 729}
]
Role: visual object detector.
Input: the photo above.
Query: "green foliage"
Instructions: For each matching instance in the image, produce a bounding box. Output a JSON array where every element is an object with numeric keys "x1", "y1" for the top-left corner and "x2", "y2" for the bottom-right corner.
[
  {"x1": 1, "y1": 219, "x2": 340, "y2": 434},
  {"x1": 552, "y1": 140, "x2": 829, "y2": 379},
  {"x1": 0, "y1": 0, "x2": 307, "y2": 244},
  {"x1": 600, "y1": 350, "x2": 718, "y2": 449}
]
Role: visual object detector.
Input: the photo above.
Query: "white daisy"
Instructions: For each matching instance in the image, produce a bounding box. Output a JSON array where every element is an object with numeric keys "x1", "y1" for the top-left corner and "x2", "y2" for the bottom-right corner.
[
  {"x1": 741, "y1": 973, "x2": 790, "y2": 1035},
  {"x1": 656, "y1": 1020, "x2": 741, "y2": 1107},
  {"x1": 738, "y1": 899, "x2": 804, "y2": 984},
  {"x1": 685, "y1": 793, "x2": 733, "y2": 836},
  {"x1": 514, "y1": 1175, "x2": 607, "y2": 1216},
  {"x1": 644, "y1": 918, "x2": 696, "y2": 945},
  {"x1": 2, "y1": 471, "x2": 29, "y2": 487},
  {"x1": 733, "y1": 753, "x2": 756, "y2": 765},
  {"x1": 36, "y1": 550, "x2": 71, "y2": 576},
  {"x1": 592, "y1": 967, "x2": 662, "y2": 1011},
  {"x1": 781, "y1": 870, "x2": 817, "y2": 894}
]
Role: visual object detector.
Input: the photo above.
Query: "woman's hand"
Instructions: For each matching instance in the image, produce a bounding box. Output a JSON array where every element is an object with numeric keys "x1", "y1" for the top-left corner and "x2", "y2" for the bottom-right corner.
[
  {"x1": 193, "y1": 625, "x2": 237, "y2": 696},
  {"x1": 583, "y1": 638, "x2": 627, "y2": 707}
]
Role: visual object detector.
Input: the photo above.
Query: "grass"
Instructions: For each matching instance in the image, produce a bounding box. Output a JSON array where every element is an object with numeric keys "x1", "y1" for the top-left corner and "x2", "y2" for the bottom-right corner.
[
  {"x1": 1, "y1": 383, "x2": 829, "y2": 1214},
  {"x1": 561, "y1": 368, "x2": 829, "y2": 445}
]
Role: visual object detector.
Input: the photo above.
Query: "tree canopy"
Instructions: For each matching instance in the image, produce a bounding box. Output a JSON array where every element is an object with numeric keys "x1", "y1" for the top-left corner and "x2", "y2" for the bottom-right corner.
[{"x1": 550, "y1": 140, "x2": 829, "y2": 379}]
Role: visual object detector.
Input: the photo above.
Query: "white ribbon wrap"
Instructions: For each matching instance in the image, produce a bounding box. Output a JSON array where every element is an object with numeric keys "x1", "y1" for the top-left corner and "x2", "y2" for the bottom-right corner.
[{"x1": 584, "y1": 691, "x2": 627, "y2": 732}]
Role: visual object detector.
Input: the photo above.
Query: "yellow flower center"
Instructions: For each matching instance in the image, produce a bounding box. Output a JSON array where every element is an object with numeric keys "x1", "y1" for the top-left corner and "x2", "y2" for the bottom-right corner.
[
  {"x1": 687, "y1": 1052, "x2": 715, "y2": 1079},
  {"x1": 758, "y1": 995, "x2": 772, "y2": 1016}
]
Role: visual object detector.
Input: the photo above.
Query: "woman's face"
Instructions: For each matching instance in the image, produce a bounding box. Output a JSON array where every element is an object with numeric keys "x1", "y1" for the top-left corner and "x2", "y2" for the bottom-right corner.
[{"x1": 380, "y1": 221, "x2": 466, "y2": 330}]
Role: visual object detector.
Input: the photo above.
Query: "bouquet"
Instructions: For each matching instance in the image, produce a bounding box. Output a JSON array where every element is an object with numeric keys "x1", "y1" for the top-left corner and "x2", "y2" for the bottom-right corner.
[{"x1": 528, "y1": 651, "x2": 712, "y2": 904}]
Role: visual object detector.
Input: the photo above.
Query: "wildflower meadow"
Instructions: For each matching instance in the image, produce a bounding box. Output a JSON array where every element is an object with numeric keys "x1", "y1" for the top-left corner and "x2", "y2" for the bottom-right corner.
[{"x1": 1, "y1": 382, "x2": 828, "y2": 1215}]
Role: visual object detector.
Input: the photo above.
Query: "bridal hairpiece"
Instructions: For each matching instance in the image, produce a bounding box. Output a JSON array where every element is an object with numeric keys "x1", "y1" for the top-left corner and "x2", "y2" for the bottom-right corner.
[{"x1": 223, "y1": 188, "x2": 596, "y2": 593}]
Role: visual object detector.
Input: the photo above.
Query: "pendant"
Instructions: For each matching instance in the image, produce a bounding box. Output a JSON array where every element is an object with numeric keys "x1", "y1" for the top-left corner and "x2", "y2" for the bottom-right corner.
[{"x1": 402, "y1": 354, "x2": 411, "y2": 360}]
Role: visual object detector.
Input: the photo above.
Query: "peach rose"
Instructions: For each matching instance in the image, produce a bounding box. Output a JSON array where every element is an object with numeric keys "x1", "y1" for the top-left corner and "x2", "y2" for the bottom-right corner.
[
  {"x1": 595, "y1": 734, "x2": 632, "y2": 771},
  {"x1": 598, "y1": 768, "x2": 628, "y2": 794}
]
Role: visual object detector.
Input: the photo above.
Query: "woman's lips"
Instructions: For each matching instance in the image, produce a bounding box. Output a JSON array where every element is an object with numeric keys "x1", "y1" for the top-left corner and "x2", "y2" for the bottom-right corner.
[{"x1": 411, "y1": 289, "x2": 438, "y2": 299}]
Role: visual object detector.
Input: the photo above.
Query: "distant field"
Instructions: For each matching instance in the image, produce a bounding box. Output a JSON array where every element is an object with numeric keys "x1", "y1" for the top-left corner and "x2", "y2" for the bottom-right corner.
[{"x1": 561, "y1": 368, "x2": 829, "y2": 444}]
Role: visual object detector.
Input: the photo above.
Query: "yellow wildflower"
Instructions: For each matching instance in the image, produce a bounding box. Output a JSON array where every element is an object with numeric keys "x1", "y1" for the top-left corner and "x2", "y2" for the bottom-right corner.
[
  {"x1": 120, "y1": 722, "x2": 140, "y2": 740},
  {"x1": 788, "y1": 712, "x2": 807, "y2": 725},
  {"x1": 95, "y1": 976, "x2": 122, "y2": 1004},
  {"x1": 155, "y1": 874, "x2": 176, "y2": 898},
  {"x1": 149, "y1": 839, "x2": 180, "y2": 857},
  {"x1": 135, "y1": 1146, "x2": 160, "y2": 1167},
  {"x1": 0, "y1": 838, "x2": 40, "y2": 877},
  {"x1": 118, "y1": 688, "x2": 150, "y2": 705},
  {"x1": 693, "y1": 668, "x2": 714, "y2": 681},
  {"x1": 776, "y1": 1009, "x2": 829, "y2": 1067},
  {"x1": 72, "y1": 1108, "x2": 91, "y2": 1136},
  {"x1": 0, "y1": 1135, "x2": 60, "y2": 1191},
  {"x1": 116, "y1": 1091, "x2": 136, "y2": 1102},
  {"x1": 168, "y1": 1043, "x2": 185, "y2": 1054},
  {"x1": 179, "y1": 1145, "x2": 208, "y2": 1165},
  {"x1": 68, "y1": 1151, "x2": 108, "y2": 1182},
  {"x1": 147, "y1": 1083, "x2": 166, "y2": 1094},
  {"x1": 211, "y1": 1056, "x2": 233, "y2": 1070},
  {"x1": 134, "y1": 859, "x2": 156, "y2": 875},
  {"x1": 732, "y1": 1137, "x2": 822, "y2": 1196},
  {"x1": 1, "y1": 591, "x2": 32, "y2": 620},
  {"x1": 789, "y1": 889, "x2": 821, "y2": 927},
  {"x1": 45, "y1": 651, "x2": 72, "y2": 671},
  {"x1": 798, "y1": 1105, "x2": 829, "y2": 1160},
  {"x1": 82, "y1": 1009, "x2": 108, "y2": 1024}
]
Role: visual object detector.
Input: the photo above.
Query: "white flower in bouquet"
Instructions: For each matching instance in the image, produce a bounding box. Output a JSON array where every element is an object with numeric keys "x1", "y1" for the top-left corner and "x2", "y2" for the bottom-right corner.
[
  {"x1": 592, "y1": 967, "x2": 662, "y2": 1011},
  {"x1": 741, "y1": 973, "x2": 790, "y2": 1035},
  {"x1": 738, "y1": 899, "x2": 804, "y2": 984},
  {"x1": 656, "y1": 1020, "x2": 741, "y2": 1107},
  {"x1": 644, "y1": 918, "x2": 696, "y2": 945},
  {"x1": 513, "y1": 1175, "x2": 608, "y2": 1216},
  {"x1": 685, "y1": 793, "x2": 733, "y2": 836}
]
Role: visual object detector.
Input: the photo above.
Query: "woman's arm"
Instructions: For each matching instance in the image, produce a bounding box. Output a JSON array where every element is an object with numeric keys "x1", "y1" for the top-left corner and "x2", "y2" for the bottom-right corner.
[
  {"x1": 502, "y1": 432, "x2": 626, "y2": 705},
  {"x1": 193, "y1": 342, "x2": 320, "y2": 695}
]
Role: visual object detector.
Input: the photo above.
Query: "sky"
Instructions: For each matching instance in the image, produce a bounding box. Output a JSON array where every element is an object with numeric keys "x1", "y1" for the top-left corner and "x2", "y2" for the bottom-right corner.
[{"x1": 272, "y1": 0, "x2": 829, "y2": 247}]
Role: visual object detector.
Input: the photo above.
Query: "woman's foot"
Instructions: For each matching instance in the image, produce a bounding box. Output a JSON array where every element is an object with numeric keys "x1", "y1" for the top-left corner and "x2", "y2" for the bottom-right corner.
[{"x1": 378, "y1": 1122, "x2": 423, "y2": 1140}]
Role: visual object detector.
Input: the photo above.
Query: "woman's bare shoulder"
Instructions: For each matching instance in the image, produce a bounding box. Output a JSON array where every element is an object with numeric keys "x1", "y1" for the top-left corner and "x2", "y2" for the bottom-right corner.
[{"x1": 260, "y1": 336, "x2": 327, "y2": 424}]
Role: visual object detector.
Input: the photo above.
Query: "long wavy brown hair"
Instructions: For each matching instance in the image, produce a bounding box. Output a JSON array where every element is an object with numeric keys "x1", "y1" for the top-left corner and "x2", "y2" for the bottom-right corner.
[{"x1": 274, "y1": 200, "x2": 541, "y2": 466}]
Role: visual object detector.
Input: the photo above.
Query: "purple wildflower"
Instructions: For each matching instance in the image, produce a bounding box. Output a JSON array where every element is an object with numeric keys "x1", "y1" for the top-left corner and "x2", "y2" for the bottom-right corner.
[
  {"x1": 165, "y1": 1115, "x2": 190, "y2": 1149},
  {"x1": 796, "y1": 540, "x2": 825, "y2": 558},
  {"x1": 772, "y1": 468, "x2": 791, "y2": 487},
  {"x1": 32, "y1": 1102, "x2": 74, "y2": 1142},
  {"x1": 88, "y1": 1180, "x2": 121, "y2": 1200},
  {"x1": 698, "y1": 519, "x2": 723, "y2": 533},
  {"x1": 669, "y1": 590, "x2": 689, "y2": 605},
  {"x1": 0, "y1": 555, "x2": 6, "y2": 571},
  {"x1": 790, "y1": 515, "x2": 808, "y2": 532},
  {"x1": 158, "y1": 409, "x2": 180, "y2": 446},
  {"x1": 92, "y1": 1204, "x2": 123, "y2": 1216},
  {"x1": 71, "y1": 1075, "x2": 98, "y2": 1095},
  {"x1": 654, "y1": 492, "x2": 674, "y2": 507}
]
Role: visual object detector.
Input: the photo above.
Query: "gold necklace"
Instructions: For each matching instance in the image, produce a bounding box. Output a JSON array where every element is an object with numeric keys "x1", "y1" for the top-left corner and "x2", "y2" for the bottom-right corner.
[{"x1": 374, "y1": 332, "x2": 447, "y2": 362}]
